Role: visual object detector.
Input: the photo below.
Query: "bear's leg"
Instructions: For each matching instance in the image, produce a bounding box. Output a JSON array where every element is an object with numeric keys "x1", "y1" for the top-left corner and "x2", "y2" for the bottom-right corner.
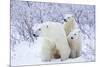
[
  {"x1": 41, "y1": 39, "x2": 55, "y2": 61},
  {"x1": 53, "y1": 49, "x2": 61, "y2": 59},
  {"x1": 70, "y1": 50, "x2": 77, "y2": 58},
  {"x1": 59, "y1": 46, "x2": 70, "y2": 61},
  {"x1": 76, "y1": 50, "x2": 81, "y2": 58},
  {"x1": 69, "y1": 51, "x2": 72, "y2": 58},
  {"x1": 41, "y1": 53, "x2": 51, "y2": 62},
  {"x1": 41, "y1": 48, "x2": 52, "y2": 61}
]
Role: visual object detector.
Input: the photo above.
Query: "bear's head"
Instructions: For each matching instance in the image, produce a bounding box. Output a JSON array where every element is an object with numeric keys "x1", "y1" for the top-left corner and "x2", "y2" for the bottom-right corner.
[
  {"x1": 33, "y1": 23, "x2": 49, "y2": 38},
  {"x1": 64, "y1": 14, "x2": 76, "y2": 23},
  {"x1": 67, "y1": 29, "x2": 81, "y2": 40}
]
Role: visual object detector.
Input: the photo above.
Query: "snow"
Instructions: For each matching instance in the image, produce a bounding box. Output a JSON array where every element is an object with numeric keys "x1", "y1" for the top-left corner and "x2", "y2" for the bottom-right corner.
[
  {"x1": 11, "y1": 37, "x2": 86, "y2": 66},
  {"x1": 10, "y1": 0, "x2": 95, "y2": 66}
]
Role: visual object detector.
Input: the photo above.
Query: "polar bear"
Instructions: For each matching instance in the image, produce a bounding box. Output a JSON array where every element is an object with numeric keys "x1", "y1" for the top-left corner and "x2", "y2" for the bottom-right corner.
[
  {"x1": 63, "y1": 14, "x2": 79, "y2": 36},
  {"x1": 41, "y1": 38, "x2": 61, "y2": 61},
  {"x1": 33, "y1": 22, "x2": 71, "y2": 61},
  {"x1": 67, "y1": 29, "x2": 81, "y2": 58}
]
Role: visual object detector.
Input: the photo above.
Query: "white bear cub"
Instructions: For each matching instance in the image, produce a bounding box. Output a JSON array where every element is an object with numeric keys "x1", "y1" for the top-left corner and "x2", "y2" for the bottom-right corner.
[
  {"x1": 67, "y1": 29, "x2": 81, "y2": 58},
  {"x1": 64, "y1": 14, "x2": 79, "y2": 36},
  {"x1": 34, "y1": 22, "x2": 71, "y2": 61}
]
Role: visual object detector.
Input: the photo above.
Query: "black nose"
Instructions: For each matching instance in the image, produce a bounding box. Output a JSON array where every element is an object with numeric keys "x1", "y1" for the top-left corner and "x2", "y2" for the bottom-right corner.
[
  {"x1": 64, "y1": 19, "x2": 67, "y2": 22},
  {"x1": 33, "y1": 34, "x2": 36, "y2": 36},
  {"x1": 71, "y1": 37, "x2": 73, "y2": 39},
  {"x1": 33, "y1": 34, "x2": 38, "y2": 37}
]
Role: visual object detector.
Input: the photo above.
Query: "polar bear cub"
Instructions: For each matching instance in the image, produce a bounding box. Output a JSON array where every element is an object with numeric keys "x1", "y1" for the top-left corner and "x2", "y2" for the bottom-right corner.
[
  {"x1": 63, "y1": 14, "x2": 79, "y2": 36},
  {"x1": 34, "y1": 22, "x2": 71, "y2": 61},
  {"x1": 67, "y1": 29, "x2": 81, "y2": 58}
]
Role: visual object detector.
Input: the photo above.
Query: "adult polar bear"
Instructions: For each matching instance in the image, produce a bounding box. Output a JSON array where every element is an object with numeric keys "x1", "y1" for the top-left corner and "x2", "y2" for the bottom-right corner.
[
  {"x1": 64, "y1": 14, "x2": 79, "y2": 36},
  {"x1": 63, "y1": 14, "x2": 81, "y2": 58},
  {"x1": 34, "y1": 22, "x2": 71, "y2": 61}
]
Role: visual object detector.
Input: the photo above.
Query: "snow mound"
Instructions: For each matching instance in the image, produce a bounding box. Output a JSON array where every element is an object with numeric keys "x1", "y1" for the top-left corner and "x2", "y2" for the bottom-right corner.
[{"x1": 11, "y1": 37, "x2": 89, "y2": 66}]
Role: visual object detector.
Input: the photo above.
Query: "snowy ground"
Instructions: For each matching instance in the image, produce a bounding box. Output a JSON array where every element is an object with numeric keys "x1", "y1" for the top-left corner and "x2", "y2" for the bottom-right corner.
[
  {"x1": 11, "y1": 34, "x2": 95, "y2": 66},
  {"x1": 10, "y1": 0, "x2": 95, "y2": 66}
]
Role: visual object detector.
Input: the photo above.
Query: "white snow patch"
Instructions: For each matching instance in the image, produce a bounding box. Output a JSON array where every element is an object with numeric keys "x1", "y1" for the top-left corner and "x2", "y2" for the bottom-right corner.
[{"x1": 11, "y1": 37, "x2": 88, "y2": 66}]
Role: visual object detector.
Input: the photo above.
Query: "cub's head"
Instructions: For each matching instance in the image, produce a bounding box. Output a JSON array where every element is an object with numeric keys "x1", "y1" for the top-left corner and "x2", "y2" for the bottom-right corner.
[
  {"x1": 68, "y1": 29, "x2": 81, "y2": 40},
  {"x1": 64, "y1": 14, "x2": 76, "y2": 23},
  {"x1": 33, "y1": 23, "x2": 49, "y2": 37}
]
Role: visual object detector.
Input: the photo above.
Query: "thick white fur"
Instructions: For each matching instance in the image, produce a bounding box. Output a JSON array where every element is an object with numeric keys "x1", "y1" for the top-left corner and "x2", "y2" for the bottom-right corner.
[
  {"x1": 64, "y1": 14, "x2": 79, "y2": 36},
  {"x1": 67, "y1": 29, "x2": 81, "y2": 58},
  {"x1": 41, "y1": 38, "x2": 56, "y2": 61},
  {"x1": 35, "y1": 22, "x2": 71, "y2": 61}
]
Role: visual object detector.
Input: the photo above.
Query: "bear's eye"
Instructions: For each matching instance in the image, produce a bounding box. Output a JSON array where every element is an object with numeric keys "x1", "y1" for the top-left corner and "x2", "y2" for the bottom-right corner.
[
  {"x1": 67, "y1": 17, "x2": 70, "y2": 19},
  {"x1": 71, "y1": 37, "x2": 74, "y2": 39},
  {"x1": 38, "y1": 28, "x2": 41, "y2": 31},
  {"x1": 74, "y1": 33, "x2": 76, "y2": 35}
]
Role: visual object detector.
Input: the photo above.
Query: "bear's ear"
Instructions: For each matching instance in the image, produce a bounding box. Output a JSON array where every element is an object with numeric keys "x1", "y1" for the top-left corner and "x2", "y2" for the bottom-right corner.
[
  {"x1": 78, "y1": 30, "x2": 81, "y2": 33},
  {"x1": 72, "y1": 15, "x2": 74, "y2": 18},
  {"x1": 74, "y1": 33, "x2": 77, "y2": 35},
  {"x1": 46, "y1": 25, "x2": 48, "y2": 28}
]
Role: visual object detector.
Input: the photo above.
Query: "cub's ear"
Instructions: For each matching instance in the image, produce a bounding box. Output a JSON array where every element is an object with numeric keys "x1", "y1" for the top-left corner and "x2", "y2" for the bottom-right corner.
[
  {"x1": 79, "y1": 30, "x2": 81, "y2": 33},
  {"x1": 46, "y1": 25, "x2": 48, "y2": 28},
  {"x1": 72, "y1": 16, "x2": 74, "y2": 18}
]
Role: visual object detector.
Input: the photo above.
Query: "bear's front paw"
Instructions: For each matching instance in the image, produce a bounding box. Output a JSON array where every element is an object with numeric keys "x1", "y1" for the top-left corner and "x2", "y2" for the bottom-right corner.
[
  {"x1": 42, "y1": 59, "x2": 51, "y2": 62},
  {"x1": 60, "y1": 57, "x2": 68, "y2": 61}
]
